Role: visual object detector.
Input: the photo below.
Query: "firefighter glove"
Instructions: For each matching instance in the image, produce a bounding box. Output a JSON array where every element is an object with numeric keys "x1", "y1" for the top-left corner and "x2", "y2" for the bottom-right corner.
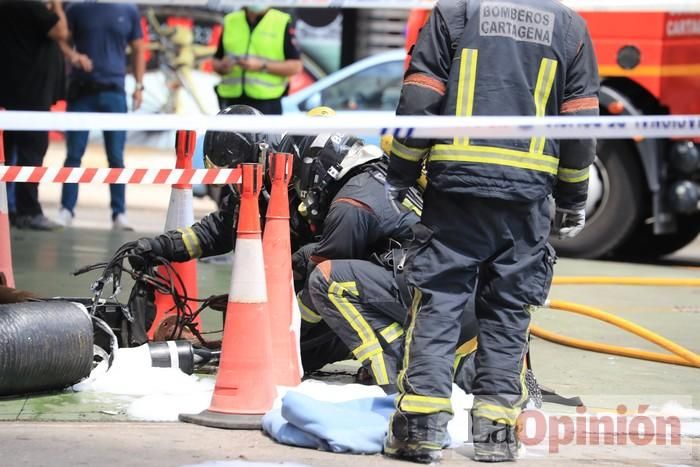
[
  {"x1": 553, "y1": 208, "x2": 586, "y2": 239},
  {"x1": 127, "y1": 237, "x2": 166, "y2": 270}
]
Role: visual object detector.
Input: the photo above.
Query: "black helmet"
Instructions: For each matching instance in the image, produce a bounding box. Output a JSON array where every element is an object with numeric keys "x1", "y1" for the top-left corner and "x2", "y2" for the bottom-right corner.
[
  {"x1": 203, "y1": 105, "x2": 277, "y2": 168},
  {"x1": 293, "y1": 133, "x2": 383, "y2": 226}
]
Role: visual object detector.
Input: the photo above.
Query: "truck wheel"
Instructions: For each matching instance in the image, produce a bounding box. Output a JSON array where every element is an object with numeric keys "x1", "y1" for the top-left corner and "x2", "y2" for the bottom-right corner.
[
  {"x1": 550, "y1": 139, "x2": 644, "y2": 259},
  {"x1": 618, "y1": 213, "x2": 700, "y2": 260}
]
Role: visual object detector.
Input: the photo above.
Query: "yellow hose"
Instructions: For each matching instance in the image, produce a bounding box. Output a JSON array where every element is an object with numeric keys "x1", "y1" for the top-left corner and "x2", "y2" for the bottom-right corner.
[{"x1": 531, "y1": 277, "x2": 700, "y2": 368}]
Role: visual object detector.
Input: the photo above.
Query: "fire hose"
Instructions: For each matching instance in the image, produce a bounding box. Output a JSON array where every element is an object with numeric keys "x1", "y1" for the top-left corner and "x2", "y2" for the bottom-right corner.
[{"x1": 531, "y1": 276, "x2": 700, "y2": 368}]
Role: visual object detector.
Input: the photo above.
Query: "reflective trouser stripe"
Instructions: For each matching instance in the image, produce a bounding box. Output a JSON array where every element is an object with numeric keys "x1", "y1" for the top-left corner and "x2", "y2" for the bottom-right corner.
[
  {"x1": 298, "y1": 292, "x2": 322, "y2": 324},
  {"x1": 530, "y1": 58, "x2": 558, "y2": 155},
  {"x1": 472, "y1": 402, "x2": 520, "y2": 426},
  {"x1": 328, "y1": 281, "x2": 390, "y2": 385},
  {"x1": 391, "y1": 139, "x2": 427, "y2": 162},
  {"x1": 397, "y1": 289, "x2": 422, "y2": 394},
  {"x1": 455, "y1": 48, "x2": 479, "y2": 146},
  {"x1": 178, "y1": 227, "x2": 202, "y2": 258},
  {"x1": 398, "y1": 394, "x2": 453, "y2": 414},
  {"x1": 430, "y1": 145, "x2": 559, "y2": 175},
  {"x1": 558, "y1": 166, "x2": 590, "y2": 183},
  {"x1": 379, "y1": 322, "x2": 404, "y2": 344},
  {"x1": 453, "y1": 336, "x2": 478, "y2": 372}
]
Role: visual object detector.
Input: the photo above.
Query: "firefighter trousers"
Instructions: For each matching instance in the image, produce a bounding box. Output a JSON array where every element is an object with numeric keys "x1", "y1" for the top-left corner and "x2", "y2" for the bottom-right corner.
[
  {"x1": 395, "y1": 187, "x2": 555, "y2": 431},
  {"x1": 307, "y1": 259, "x2": 408, "y2": 389}
]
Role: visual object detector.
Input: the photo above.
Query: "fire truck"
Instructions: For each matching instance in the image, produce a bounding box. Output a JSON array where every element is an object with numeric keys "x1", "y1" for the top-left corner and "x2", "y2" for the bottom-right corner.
[{"x1": 404, "y1": 7, "x2": 700, "y2": 259}]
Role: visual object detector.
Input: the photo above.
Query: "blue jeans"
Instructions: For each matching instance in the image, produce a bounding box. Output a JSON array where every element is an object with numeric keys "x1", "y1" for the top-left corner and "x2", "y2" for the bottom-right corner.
[{"x1": 62, "y1": 90, "x2": 127, "y2": 218}]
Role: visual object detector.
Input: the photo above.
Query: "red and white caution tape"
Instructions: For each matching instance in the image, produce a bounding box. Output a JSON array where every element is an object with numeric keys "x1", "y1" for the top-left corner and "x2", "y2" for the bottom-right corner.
[{"x1": 0, "y1": 166, "x2": 241, "y2": 185}]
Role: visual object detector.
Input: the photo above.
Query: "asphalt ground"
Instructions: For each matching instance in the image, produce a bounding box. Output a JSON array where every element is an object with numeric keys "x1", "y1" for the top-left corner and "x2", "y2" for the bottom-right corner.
[{"x1": 1, "y1": 142, "x2": 699, "y2": 466}]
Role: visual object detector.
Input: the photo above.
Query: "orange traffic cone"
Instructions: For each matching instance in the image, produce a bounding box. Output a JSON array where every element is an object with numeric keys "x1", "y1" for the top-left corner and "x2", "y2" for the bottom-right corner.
[
  {"x1": 0, "y1": 122, "x2": 14, "y2": 288},
  {"x1": 180, "y1": 163, "x2": 276, "y2": 429},
  {"x1": 263, "y1": 152, "x2": 302, "y2": 387},
  {"x1": 149, "y1": 130, "x2": 200, "y2": 340}
]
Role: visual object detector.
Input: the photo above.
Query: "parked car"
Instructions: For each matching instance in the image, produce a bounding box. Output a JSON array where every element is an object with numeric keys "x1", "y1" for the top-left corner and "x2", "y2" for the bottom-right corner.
[{"x1": 282, "y1": 49, "x2": 406, "y2": 147}]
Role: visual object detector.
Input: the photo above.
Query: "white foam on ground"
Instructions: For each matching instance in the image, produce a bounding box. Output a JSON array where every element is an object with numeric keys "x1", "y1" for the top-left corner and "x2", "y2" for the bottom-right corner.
[{"x1": 72, "y1": 347, "x2": 215, "y2": 421}]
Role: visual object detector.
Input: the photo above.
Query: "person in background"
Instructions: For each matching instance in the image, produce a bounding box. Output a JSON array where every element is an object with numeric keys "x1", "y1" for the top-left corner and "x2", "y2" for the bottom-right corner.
[
  {"x1": 56, "y1": 2, "x2": 145, "y2": 231},
  {"x1": 212, "y1": 6, "x2": 303, "y2": 115},
  {"x1": 0, "y1": 0, "x2": 69, "y2": 230}
]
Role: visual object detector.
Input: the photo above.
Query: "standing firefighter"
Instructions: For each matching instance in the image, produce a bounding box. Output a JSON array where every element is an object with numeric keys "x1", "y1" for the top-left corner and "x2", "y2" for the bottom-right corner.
[{"x1": 384, "y1": 0, "x2": 599, "y2": 463}]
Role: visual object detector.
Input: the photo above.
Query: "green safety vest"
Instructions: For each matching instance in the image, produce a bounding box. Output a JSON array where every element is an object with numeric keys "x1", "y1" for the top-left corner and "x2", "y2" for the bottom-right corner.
[{"x1": 218, "y1": 9, "x2": 290, "y2": 100}]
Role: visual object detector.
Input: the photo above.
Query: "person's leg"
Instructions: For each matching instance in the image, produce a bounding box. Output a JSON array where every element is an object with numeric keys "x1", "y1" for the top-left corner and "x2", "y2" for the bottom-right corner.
[
  {"x1": 14, "y1": 131, "x2": 49, "y2": 218},
  {"x1": 386, "y1": 189, "x2": 480, "y2": 462},
  {"x1": 470, "y1": 197, "x2": 554, "y2": 461},
  {"x1": 99, "y1": 91, "x2": 128, "y2": 220},
  {"x1": 61, "y1": 95, "x2": 94, "y2": 215},
  {"x1": 308, "y1": 259, "x2": 406, "y2": 391}
]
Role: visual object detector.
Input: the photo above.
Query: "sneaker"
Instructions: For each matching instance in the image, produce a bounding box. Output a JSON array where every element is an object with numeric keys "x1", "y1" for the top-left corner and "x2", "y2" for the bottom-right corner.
[
  {"x1": 112, "y1": 213, "x2": 134, "y2": 231},
  {"x1": 56, "y1": 207, "x2": 73, "y2": 227},
  {"x1": 16, "y1": 214, "x2": 63, "y2": 231}
]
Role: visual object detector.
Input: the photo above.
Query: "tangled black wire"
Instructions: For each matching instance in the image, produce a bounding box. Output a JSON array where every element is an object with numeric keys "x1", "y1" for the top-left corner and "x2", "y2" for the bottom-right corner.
[{"x1": 73, "y1": 241, "x2": 225, "y2": 348}]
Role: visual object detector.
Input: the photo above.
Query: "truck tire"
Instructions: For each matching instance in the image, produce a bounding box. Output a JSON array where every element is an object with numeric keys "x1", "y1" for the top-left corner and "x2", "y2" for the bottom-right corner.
[
  {"x1": 618, "y1": 213, "x2": 700, "y2": 260},
  {"x1": 550, "y1": 139, "x2": 644, "y2": 259}
]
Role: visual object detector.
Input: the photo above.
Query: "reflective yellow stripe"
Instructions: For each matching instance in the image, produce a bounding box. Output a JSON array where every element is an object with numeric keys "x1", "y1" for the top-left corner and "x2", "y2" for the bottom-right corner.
[
  {"x1": 456, "y1": 337, "x2": 478, "y2": 356},
  {"x1": 453, "y1": 336, "x2": 478, "y2": 372},
  {"x1": 401, "y1": 198, "x2": 422, "y2": 216},
  {"x1": 399, "y1": 394, "x2": 453, "y2": 414},
  {"x1": 473, "y1": 402, "x2": 519, "y2": 426},
  {"x1": 530, "y1": 58, "x2": 558, "y2": 155},
  {"x1": 391, "y1": 139, "x2": 427, "y2": 163},
  {"x1": 354, "y1": 341, "x2": 383, "y2": 361},
  {"x1": 558, "y1": 166, "x2": 590, "y2": 183},
  {"x1": 328, "y1": 281, "x2": 389, "y2": 385},
  {"x1": 430, "y1": 145, "x2": 558, "y2": 175},
  {"x1": 178, "y1": 227, "x2": 202, "y2": 258},
  {"x1": 455, "y1": 48, "x2": 479, "y2": 146},
  {"x1": 379, "y1": 322, "x2": 404, "y2": 344},
  {"x1": 397, "y1": 288, "x2": 422, "y2": 394},
  {"x1": 297, "y1": 292, "x2": 322, "y2": 324}
]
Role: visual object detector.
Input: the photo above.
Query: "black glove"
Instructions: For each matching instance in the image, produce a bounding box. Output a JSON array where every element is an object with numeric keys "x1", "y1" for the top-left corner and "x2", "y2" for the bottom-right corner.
[{"x1": 126, "y1": 237, "x2": 166, "y2": 271}]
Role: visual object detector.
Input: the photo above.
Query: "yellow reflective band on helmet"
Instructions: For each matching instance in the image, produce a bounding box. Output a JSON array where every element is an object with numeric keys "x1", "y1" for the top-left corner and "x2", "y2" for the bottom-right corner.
[
  {"x1": 399, "y1": 394, "x2": 453, "y2": 415},
  {"x1": 430, "y1": 144, "x2": 559, "y2": 175},
  {"x1": 397, "y1": 288, "x2": 423, "y2": 394},
  {"x1": 328, "y1": 281, "x2": 389, "y2": 385},
  {"x1": 472, "y1": 402, "x2": 520, "y2": 426},
  {"x1": 177, "y1": 227, "x2": 202, "y2": 258},
  {"x1": 297, "y1": 292, "x2": 322, "y2": 324},
  {"x1": 558, "y1": 166, "x2": 590, "y2": 183},
  {"x1": 454, "y1": 48, "x2": 479, "y2": 146},
  {"x1": 379, "y1": 322, "x2": 404, "y2": 344},
  {"x1": 391, "y1": 139, "x2": 428, "y2": 163},
  {"x1": 530, "y1": 58, "x2": 559, "y2": 155},
  {"x1": 306, "y1": 106, "x2": 336, "y2": 117}
]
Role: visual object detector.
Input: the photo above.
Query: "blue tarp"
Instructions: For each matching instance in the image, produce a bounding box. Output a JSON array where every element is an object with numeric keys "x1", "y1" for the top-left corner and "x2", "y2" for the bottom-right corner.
[{"x1": 262, "y1": 391, "x2": 396, "y2": 454}]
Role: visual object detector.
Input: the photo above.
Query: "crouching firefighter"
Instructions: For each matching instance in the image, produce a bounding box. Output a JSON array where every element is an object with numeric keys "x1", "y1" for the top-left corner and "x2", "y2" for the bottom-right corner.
[{"x1": 382, "y1": 0, "x2": 600, "y2": 463}]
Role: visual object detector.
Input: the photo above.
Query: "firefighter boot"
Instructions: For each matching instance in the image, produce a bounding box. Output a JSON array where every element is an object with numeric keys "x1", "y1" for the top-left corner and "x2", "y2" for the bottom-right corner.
[
  {"x1": 471, "y1": 413, "x2": 520, "y2": 462},
  {"x1": 384, "y1": 411, "x2": 451, "y2": 464}
]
